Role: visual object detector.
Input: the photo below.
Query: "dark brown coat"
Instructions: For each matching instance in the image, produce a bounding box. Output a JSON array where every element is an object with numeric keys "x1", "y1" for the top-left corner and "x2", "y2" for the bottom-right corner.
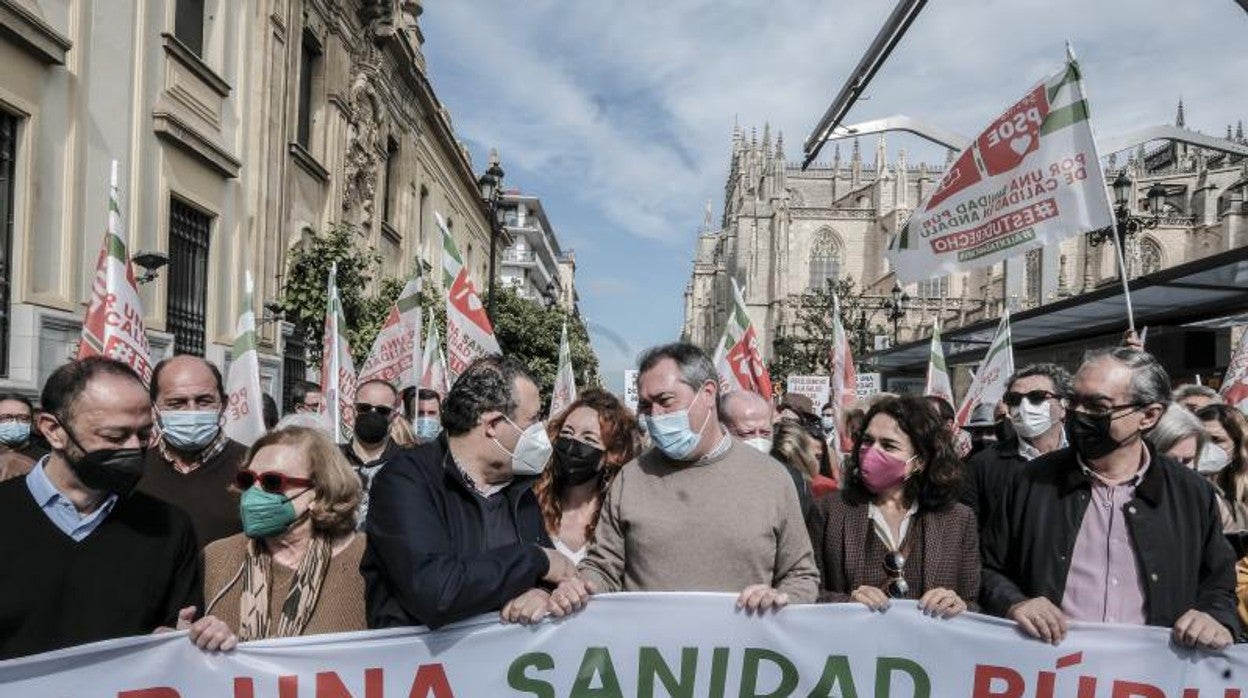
[{"x1": 807, "y1": 493, "x2": 981, "y2": 608}]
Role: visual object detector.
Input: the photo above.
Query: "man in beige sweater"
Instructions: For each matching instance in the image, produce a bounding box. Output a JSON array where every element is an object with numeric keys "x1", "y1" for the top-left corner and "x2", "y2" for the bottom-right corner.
[{"x1": 549, "y1": 343, "x2": 819, "y2": 617}]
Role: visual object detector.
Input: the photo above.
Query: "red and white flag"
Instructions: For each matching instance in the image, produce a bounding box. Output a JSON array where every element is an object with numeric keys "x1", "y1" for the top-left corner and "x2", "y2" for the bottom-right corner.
[
  {"x1": 1221, "y1": 327, "x2": 1248, "y2": 415},
  {"x1": 829, "y1": 293, "x2": 858, "y2": 452},
  {"x1": 440, "y1": 213, "x2": 500, "y2": 382},
  {"x1": 358, "y1": 277, "x2": 422, "y2": 390},
  {"x1": 955, "y1": 310, "x2": 1015, "y2": 428},
  {"x1": 887, "y1": 49, "x2": 1114, "y2": 282},
  {"x1": 420, "y1": 316, "x2": 450, "y2": 397},
  {"x1": 550, "y1": 322, "x2": 578, "y2": 417},
  {"x1": 319, "y1": 263, "x2": 357, "y2": 444},
  {"x1": 77, "y1": 161, "x2": 153, "y2": 384},
  {"x1": 711, "y1": 279, "x2": 773, "y2": 401}
]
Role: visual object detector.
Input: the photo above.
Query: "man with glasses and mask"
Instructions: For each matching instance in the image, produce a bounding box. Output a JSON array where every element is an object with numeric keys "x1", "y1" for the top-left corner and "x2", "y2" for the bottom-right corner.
[
  {"x1": 982, "y1": 347, "x2": 1241, "y2": 650},
  {"x1": 0, "y1": 357, "x2": 201, "y2": 659},
  {"x1": 137, "y1": 355, "x2": 248, "y2": 547},
  {"x1": 342, "y1": 379, "x2": 408, "y2": 528},
  {"x1": 962, "y1": 364, "x2": 1071, "y2": 528},
  {"x1": 548, "y1": 342, "x2": 818, "y2": 619},
  {"x1": 361, "y1": 355, "x2": 576, "y2": 629}
]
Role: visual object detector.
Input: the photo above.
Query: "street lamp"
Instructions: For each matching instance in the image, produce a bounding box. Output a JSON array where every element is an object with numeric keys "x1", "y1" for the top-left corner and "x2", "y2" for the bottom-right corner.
[
  {"x1": 883, "y1": 281, "x2": 910, "y2": 345},
  {"x1": 477, "y1": 148, "x2": 505, "y2": 318},
  {"x1": 1089, "y1": 171, "x2": 1165, "y2": 253}
]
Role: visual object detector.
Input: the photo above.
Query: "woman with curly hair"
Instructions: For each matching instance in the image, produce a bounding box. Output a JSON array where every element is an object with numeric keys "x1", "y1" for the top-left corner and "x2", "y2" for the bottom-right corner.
[
  {"x1": 192, "y1": 425, "x2": 366, "y2": 646},
  {"x1": 532, "y1": 389, "x2": 639, "y2": 565},
  {"x1": 807, "y1": 395, "x2": 979, "y2": 618}
]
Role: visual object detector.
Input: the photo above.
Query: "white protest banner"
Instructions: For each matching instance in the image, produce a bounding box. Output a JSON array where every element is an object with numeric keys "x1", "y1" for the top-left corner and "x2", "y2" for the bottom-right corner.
[
  {"x1": 956, "y1": 310, "x2": 1015, "y2": 428},
  {"x1": 623, "y1": 369, "x2": 639, "y2": 412},
  {"x1": 855, "y1": 372, "x2": 882, "y2": 400},
  {"x1": 887, "y1": 51, "x2": 1114, "y2": 283},
  {"x1": 77, "y1": 161, "x2": 153, "y2": 384},
  {"x1": 222, "y1": 271, "x2": 265, "y2": 446},
  {"x1": 786, "y1": 375, "x2": 831, "y2": 410},
  {"x1": 440, "y1": 213, "x2": 500, "y2": 383},
  {"x1": 358, "y1": 278, "x2": 423, "y2": 390},
  {"x1": 2, "y1": 594, "x2": 1244, "y2": 697}
]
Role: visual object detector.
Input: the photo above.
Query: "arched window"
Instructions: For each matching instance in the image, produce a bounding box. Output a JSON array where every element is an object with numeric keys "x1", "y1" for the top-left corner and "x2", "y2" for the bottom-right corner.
[
  {"x1": 1139, "y1": 237, "x2": 1163, "y2": 276},
  {"x1": 808, "y1": 228, "x2": 842, "y2": 289}
]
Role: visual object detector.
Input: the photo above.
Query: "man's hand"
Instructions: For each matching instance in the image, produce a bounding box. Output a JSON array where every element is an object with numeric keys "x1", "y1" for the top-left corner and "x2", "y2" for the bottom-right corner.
[
  {"x1": 736, "y1": 585, "x2": 790, "y2": 614},
  {"x1": 1007, "y1": 597, "x2": 1068, "y2": 645},
  {"x1": 500, "y1": 588, "x2": 551, "y2": 625},
  {"x1": 547, "y1": 575, "x2": 598, "y2": 618},
  {"x1": 918, "y1": 587, "x2": 967, "y2": 618},
  {"x1": 541, "y1": 548, "x2": 577, "y2": 584},
  {"x1": 1172, "y1": 609, "x2": 1233, "y2": 650},
  {"x1": 850, "y1": 585, "x2": 891, "y2": 612}
]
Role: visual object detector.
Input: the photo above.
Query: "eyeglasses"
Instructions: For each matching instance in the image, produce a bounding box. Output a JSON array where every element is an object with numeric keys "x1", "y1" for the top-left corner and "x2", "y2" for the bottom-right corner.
[
  {"x1": 883, "y1": 550, "x2": 909, "y2": 599},
  {"x1": 355, "y1": 403, "x2": 393, "y2": 417},
  {"x1": 234, "y1": 470, "x2": 314, "y2": 493},
  {"x1": 1003, "y1": 390, "x2": 1060, "y2": 408},
  {"x1": 1065, "y1": 399, "x2": 1146, "y2": 419}
]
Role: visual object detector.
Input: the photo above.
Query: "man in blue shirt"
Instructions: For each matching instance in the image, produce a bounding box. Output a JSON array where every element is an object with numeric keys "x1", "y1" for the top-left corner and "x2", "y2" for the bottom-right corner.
[{"x1": 0, "y1": 357, "x2": 202, "y2": 659}]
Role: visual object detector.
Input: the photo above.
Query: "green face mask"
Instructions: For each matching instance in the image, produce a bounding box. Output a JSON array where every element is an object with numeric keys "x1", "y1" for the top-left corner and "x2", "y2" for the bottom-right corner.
[{"x1": 240, "y1": 486, "x2": 306, "y2": 539}]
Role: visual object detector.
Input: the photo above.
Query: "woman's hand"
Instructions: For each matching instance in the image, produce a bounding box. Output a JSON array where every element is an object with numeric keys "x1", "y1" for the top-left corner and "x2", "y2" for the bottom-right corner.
[
  {"x1": 500, "y1": 588, "x2": 552, "y2": 625},
  {"x1": 917, "y1": 587, "x2": 967, "y2": 618},
  {"x1": 851, "y1": 585, "x2": 890, "y2": 611}
]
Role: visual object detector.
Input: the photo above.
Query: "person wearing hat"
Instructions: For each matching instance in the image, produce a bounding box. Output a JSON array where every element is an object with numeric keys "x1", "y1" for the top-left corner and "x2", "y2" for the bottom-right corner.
[
  {"x1": 961, "y1": 402, "x2": 1000, "y2": 460},
  {"x1": 778, "y1": 394, "x2": 818, "y2": 427},
  {"x1": 961, "y1": 364, "x2": 1070, "y2": 529}
]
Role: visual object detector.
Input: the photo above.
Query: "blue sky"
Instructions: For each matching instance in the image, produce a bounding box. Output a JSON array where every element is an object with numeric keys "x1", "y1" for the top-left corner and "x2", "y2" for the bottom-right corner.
[{"x1": 421, "y1": 1, "x2": 1248, "y2": 393}]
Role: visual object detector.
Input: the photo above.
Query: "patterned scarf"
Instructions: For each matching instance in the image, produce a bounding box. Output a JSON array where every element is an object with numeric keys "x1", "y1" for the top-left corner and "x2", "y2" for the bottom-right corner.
[{"x1": 238, "y1": 536, "x2": 333, "y2": 640}]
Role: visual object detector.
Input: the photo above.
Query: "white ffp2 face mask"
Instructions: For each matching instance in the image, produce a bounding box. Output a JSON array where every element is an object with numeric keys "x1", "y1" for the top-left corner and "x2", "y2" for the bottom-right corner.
[
  {"x1": 744, "y1": 437, "x2": 773, "y2": 454},
  {"x1": 1011, "y1": 399, "x2": 1054, "y2": 439},
  {"x1": 495, "y1": 418, "x2": 553, "y2": 476},
  {"x1": 1196, "y1": 442, "x2": 1231, "y2": 474}
]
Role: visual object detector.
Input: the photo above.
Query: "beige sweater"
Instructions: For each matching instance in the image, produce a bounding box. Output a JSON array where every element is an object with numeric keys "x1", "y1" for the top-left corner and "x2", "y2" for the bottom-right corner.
[{"x1": 579, "y1": 437, "x2": 819, "y2": 602}]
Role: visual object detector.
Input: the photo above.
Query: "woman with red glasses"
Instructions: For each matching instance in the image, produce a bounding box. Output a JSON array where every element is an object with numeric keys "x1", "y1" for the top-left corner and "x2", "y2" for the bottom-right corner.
[
  {"x1": 188, "y1": 425, "x2": 365, "y2": 649},
  {"x1": 807, "y1": 395, "x2": 979, "y2": 618}
]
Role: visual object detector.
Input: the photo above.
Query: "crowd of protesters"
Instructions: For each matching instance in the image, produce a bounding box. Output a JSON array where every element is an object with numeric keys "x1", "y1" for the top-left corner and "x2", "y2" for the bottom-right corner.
[{"x1": 2, "y1": 336, "x2": 1247, "y2": 661}]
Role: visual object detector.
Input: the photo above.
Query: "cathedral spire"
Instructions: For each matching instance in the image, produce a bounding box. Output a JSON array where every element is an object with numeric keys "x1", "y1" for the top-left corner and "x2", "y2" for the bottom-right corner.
[
  {"x1": 1229, "y1": 125, "x2": 1235, "y2": 141},
  {"x1": 774, "y1": 131, "x2": 784, "y2": 160},
  {"x1": 944, "y1": 147, "x2": 955, "y2": 168},
  {"x1": 1238, "y1": 120, "x2": 1245, "y2": 142},
  {"x1": 875, "y1": 134, "x2": 887, "y2": 174},
  {"x1": 762, "y1": 122, "x2": 772, "y2": 153},
  {"x1": 833, "y1": 144, "x2": 842, "y2": 171},
  {"x1": 1176, "y1": 99, "x2": 1186, "y2": 129}
]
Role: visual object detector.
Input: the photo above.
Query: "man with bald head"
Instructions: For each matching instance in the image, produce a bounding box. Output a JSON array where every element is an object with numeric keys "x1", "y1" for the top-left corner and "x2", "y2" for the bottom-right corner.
[
  {"x1": 136, "y1": 354, "x2": 248, "y2": 546},
  {"x1": 719, "y1": 390, "x2": 775, "y2": 453}
]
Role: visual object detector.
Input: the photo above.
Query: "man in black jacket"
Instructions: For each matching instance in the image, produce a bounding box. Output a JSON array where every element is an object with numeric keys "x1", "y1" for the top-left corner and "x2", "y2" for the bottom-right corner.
[
  {"x1": 962, "y1": 363, "x2": 1070, "y2": 527},
  {"x1": 361, "y1": 355, "x2": 576, "y2": 629},
  {"x1": 981, "y1": 347, "x2": 1240, "y2": 650}
]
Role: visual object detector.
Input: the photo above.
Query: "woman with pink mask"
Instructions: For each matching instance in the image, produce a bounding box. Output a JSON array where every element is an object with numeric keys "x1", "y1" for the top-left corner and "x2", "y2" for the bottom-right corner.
[{"x1": 807, "y1": 395, "x2": 979, "y2": 617}]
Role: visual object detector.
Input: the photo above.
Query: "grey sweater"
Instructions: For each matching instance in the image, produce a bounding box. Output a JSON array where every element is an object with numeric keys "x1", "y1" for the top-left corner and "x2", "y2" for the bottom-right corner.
[{"x1": 579, "y1": 437, "x2": 819, "y2": 602}]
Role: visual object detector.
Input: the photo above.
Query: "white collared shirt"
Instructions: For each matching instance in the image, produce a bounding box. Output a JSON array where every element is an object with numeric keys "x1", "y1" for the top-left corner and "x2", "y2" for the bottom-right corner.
[
  {"x1": 1017, "y1": 430, "x2": 1069, "y2": 461},
  {"x1": 867, "y1": 502, "x2": 919, "y2": 551}
]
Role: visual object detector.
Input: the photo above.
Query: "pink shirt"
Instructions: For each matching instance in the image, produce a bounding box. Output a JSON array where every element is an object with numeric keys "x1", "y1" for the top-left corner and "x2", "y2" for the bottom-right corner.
[{"x1": 1061, "y1": 449, "x2": 1151, "y2": 624}]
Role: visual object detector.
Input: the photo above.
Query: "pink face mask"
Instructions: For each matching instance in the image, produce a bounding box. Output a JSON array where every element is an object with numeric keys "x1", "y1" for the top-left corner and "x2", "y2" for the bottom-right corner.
[{"x1": 858, "y1": 445, "x2": 917, "y2": 494}]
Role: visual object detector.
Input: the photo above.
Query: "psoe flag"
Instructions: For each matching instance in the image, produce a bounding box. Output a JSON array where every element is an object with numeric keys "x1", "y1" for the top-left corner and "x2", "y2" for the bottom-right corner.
[
  {"x1": 77, "y1": 160, "x2": 153, "y2": 384},
  {"x1": 925, "y1": 320, "x2": 954, "y2": 408},
  {"x1": 887, "y1": 49, "x2": 1114, "y2": 283},
  {"x1": 358, "y1": 277, "x2": 423, "y2": 390},
  {"x1": 319, "y1": 263, "x2": 357, "y2": 444},
  {"x1": 955, "y1": 310, "x2": 1015, "y2": 428},
  {"x1": 223, "y1": 271, "x2": 265, "y2": 446},
  {"x1": 1221, "y1": 327, "x2": 1248, "y2": 414},
  {"x1": 711, "y1": 278, "x2": 773, "y2": 401},
  {"x1": 550, "y1": 322, "x2": 577, "y2": 417},
  {"x1": 439, "y1": 212, "x2": 500, "y2": 382}
]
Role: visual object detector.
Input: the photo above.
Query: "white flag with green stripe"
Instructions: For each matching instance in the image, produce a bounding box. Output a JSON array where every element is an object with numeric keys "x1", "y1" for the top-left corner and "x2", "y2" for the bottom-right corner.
[
  {"x1": 924, "y1": 320, "x2": 954, "y2": 408},
  {"x1": 439, "y1": 212, "x2": 500, "y2": 382},
  {"x1": 224, "y1": 271, "x2": 266, "y2": 446},
  {"x1": 888, "y1": 48, "x2": 1114, "y2": 282},
  {"x1": 955, "y1": 310, "x2": 1015, "y2": 428},
  {"x1": 319, "y1": 263, "x2": 357, "y2": 444},
  {"x1": 551, "y1": 322, "x2": 577, "y2": 417},
  {"x1": 359, "y1": 276, "x2": 423, "y2": 390}
]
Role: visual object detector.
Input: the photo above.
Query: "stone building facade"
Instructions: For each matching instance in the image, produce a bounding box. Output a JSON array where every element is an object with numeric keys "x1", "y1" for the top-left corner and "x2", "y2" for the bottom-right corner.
[
  {"x1": 0, "y1": 0, "x2": 495, "y2": 406},
  {"x1": 683, "y1": 109, "x2": 1248, "y2": 363}
]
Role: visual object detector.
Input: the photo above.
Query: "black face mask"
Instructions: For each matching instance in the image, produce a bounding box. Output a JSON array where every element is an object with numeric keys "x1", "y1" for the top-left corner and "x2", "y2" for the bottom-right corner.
[
  {"x1": 994, "y1": 418, "x2": 1016, "y2": 445},
  {"x1": 552, "y1": 437, "x2": 605, "y2": 487},
  {"x1": 62, "y1": 425, "x2": 147, "y2": 497},
  {"x1": 354, "y1": 411, "x2": 390, "y2": 445},
  {"x1": 1065, "y1": 409, "x2": 1137, "y2": 461}
]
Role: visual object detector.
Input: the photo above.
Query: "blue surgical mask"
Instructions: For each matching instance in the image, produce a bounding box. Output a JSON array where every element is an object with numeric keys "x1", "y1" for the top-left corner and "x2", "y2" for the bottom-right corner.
[
  {"x1": 160, "y1": 410, "x2": 222, "y2": 451},
  {"x1": 645, "y1": 392, "x2": 710, "y2": 461},
  {"x1": 414, "y1": 416, "x2": 442, "y2": 442},
  {"x1": 0, "y1": 421, "x2": 31, "y2": 446}
]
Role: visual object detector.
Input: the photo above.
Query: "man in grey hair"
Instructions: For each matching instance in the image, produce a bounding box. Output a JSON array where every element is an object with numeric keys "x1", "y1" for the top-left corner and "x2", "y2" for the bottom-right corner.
[
  {"x1": 961, "y1": 363, "x2": 1071, "y2": 527},
  {"x1": 982, "y1": 347, "x2": 1240, "y2": 650},
  {"x1": 549, "y1": 342, "x2": 818, "y2": 618},
  {"x1": 1173, "y1": 384, "x2": 1222, "y2": 413}
]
